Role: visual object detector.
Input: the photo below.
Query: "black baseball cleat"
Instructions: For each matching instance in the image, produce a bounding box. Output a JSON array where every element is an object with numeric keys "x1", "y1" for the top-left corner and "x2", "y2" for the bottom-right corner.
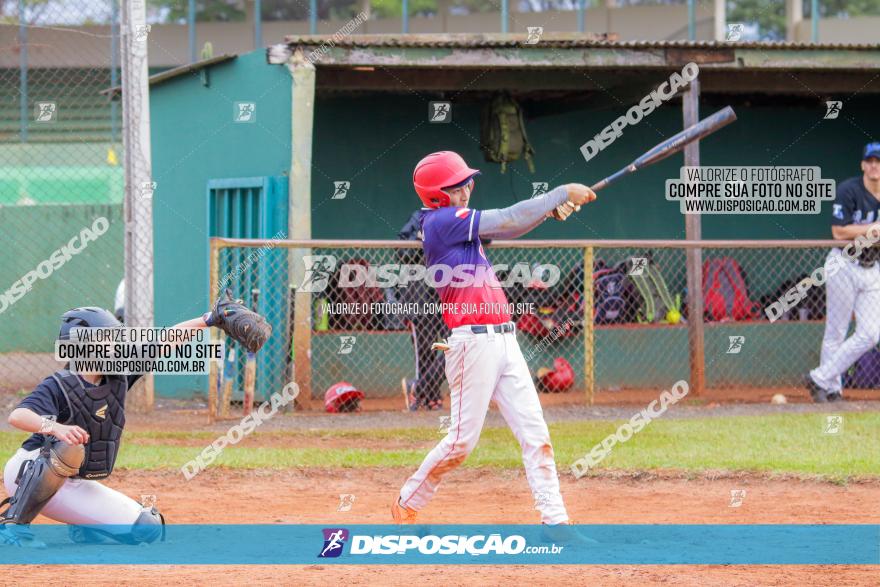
[
  {"x1": 804, "y1": 374, "x2": 828, "y2": 403},
  {"x1": 826, "y1": 391, "x2": 843, "y2": 402}
]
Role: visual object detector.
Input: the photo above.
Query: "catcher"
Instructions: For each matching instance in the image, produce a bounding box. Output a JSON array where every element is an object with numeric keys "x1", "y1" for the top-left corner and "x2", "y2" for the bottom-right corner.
[{"x1": 0, "y1": 291, "x2": 269, "y2": 547}]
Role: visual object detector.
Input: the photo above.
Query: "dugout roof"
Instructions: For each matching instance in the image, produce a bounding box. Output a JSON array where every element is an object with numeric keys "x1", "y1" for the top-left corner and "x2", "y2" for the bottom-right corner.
[{"x1": 266, "y1": 34, "x2": 880, "y2": 97}]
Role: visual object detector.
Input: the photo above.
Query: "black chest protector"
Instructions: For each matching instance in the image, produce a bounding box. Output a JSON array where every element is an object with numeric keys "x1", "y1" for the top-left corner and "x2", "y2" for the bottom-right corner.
[{"x1": 50, "y1": 370, "x2": 127, "y2": 480}]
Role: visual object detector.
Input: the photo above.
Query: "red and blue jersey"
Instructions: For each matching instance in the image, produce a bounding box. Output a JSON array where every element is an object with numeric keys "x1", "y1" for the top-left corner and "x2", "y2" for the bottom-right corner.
[{"x1": 420, "y1": 206, "x2": 510, "y2": 329}]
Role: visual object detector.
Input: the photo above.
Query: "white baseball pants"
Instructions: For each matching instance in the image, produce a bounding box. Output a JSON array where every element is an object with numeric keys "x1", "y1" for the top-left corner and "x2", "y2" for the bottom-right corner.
[
  {"x1": 4, "y1": 448, "x2": 143, "y2": 530},
  {"x1": 399, "y1": 324, "x2": 569, "y2": 524},
  {"x1": 811, "y1": 248, "x2": 880, "y2": 393}
]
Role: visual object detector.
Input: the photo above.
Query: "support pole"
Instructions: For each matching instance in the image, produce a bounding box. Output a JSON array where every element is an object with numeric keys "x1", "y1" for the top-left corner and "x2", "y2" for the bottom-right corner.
[
  {"x1": 289, "y1": 49, "x2": 316, "y2": 409},
  {"x1": 583, "y1": 246, "x2": 595, "y2": 404},
  {"x1": 786, "y1": 0, "x2": 804, "y2": 42},
  {"x1": 687, "y1": 0, "x2": 696, "y2": 40},
  {"x1": 501, "y1": 0, "x2": 508, "y2": 33},
  {"x1": 188, "y1": 0, "x2": 196, "y2": 62},
  {"x1": 683, "y1": 78, "x2": 705, "y2": 397},
  {"x1": 254, "y1": 0, "x2": 262, "y2": 49},
  {"x1": 121, "y1": 0, "x2": 156, "y2": 411},
  {"x1": 811, "y1": 0, "x2": 819, "y2": 42},
  {"x1": 713, "y1": 0, "x2": 725, "y2": 41},
  {"x1": 111, "y1": 0, "x2": 119, "y2": 142},
  {"x1": 310, "y1": 0, "x2": 317, "y2": 34},
  {"x1": 577, "y1": 0, "x2": 586, "y2": 33},
  {"x1": 402, "y1": 0, "x2": 408, "y2": 33},
  {"x1": 18, "y1": 0, "x2": 27, "y2": 143}
]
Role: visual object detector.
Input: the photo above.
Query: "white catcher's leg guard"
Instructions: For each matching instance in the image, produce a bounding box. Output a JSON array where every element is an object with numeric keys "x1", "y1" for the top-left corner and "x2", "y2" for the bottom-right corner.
[{"x1": 0, "y1": 441, "x2": 84, "y2": 526}]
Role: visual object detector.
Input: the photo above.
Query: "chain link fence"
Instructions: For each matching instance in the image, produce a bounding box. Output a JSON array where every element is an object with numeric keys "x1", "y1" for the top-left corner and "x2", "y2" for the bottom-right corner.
[
  {"x1": 0, "y1": 1, "x2": 124, "y2": 393},
  {"x1": 209, "y1": 237, "x2": 880, "y2": 413}
]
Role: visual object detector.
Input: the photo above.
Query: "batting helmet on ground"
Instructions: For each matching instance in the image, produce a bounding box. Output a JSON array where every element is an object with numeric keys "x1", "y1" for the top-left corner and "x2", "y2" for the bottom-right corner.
[
  {"x1": 59, "y1": 307, "x2": 122, "y2": 341},
  {"x1": 536, "y1": 357, "x2": 575, "y2": 393},
  {"x1": 324, "y1": 381, "x2": 365, "y2": 413},
  {"x1": 413, "y1": 151, "x2": 481, "y2": 209}
]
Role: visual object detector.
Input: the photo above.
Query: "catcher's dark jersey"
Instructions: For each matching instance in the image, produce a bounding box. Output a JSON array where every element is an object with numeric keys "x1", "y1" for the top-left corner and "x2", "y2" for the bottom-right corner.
[{"x1": 17, "y1": 372, "x2": 140, "y2": 451}]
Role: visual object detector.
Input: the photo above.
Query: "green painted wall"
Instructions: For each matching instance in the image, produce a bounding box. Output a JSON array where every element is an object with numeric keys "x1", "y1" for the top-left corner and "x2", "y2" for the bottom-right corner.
[
  {"x1": 150, "y1": 50, "x2": 291, "y2": 396},
  {"x1": 311, "y1": 95, "x2": 877, "y2": 241},
  {"x1": 0, "y1": 204, "x2": 122, "y2": 352}
]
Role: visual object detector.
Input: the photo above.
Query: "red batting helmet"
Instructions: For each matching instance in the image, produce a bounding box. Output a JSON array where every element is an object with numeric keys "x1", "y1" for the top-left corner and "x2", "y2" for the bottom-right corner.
[
  {"x1": 413, "y1": 151, "x2": 481, "y2": 209},
  {"x1": 536, "y1": 357, "x2": 575, "y2": 393},
  {"x1": 324, "y1": 381, "x2": 365, "y2": 413}
]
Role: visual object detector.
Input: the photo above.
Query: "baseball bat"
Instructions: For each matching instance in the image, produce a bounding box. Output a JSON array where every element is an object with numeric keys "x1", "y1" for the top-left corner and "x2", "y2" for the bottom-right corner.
[
  {"x1": 590, "y1": 106, "x2": 737, "y2": 192},
  {"x1": 220, "y1": 344, "x2": 235, "y2": 418},
  {"x1": 242, "y1": 289, "x2": 258, "y2": 416}
]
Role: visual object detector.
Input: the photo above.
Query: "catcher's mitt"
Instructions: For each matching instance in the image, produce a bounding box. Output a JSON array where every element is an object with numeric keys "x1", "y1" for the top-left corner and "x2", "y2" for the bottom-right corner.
[
  {"x1": 857, "y1": 244, "x2": 880, "y2": 268},
  {"x1": 209, "y1": 289, "x2": 272, "y2": 353}
]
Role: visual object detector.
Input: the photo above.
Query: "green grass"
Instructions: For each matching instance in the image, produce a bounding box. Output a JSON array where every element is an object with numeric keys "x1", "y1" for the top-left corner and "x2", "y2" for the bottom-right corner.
[{"x1": 1, "y1": 413, "x2": 877, "y2": 479}]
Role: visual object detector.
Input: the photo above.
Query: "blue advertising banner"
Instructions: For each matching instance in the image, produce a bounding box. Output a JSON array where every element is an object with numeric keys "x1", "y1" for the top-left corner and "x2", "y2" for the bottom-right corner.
[{"x1": 1, "y1": 524, "x2": 877, "y2": 565}]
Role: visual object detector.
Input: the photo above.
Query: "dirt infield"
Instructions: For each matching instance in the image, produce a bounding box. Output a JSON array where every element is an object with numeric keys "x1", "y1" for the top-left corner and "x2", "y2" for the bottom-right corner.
[{"x1": 5, "y1": 468, "x2": 878, "y2": 585}]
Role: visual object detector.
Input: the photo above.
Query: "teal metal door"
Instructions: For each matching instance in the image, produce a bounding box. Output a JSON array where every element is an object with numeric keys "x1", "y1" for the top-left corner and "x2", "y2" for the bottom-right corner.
[{"x1": 208, "y1": 176, "x2": 288, "y2": 402}]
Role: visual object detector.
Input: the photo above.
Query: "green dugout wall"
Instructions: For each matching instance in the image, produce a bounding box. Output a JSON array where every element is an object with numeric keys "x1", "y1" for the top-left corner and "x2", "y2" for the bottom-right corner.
[{"x1": 146, "y1": 41, "x2": 880, "y2": 398}]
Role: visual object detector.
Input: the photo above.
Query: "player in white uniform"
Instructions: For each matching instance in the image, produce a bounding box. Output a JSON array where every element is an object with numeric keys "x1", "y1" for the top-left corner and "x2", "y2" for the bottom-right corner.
[
  {"x1": 806, "y1": 143, "x2": 880, "y2": 402},
  {"x1": 391, "y1": 151, "x2": 595, "y2": 526}
]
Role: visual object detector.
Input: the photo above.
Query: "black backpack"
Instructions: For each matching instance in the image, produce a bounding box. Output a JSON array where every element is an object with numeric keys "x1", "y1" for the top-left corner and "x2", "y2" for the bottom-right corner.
[{"x1": 593, "y1": 263, "x2": 636, "y2": 324}]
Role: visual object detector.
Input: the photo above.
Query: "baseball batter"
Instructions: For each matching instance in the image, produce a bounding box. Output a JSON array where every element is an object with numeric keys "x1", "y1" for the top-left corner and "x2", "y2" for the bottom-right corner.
[
  {"x1": 391, "y1": 151, "x2": 595, "y2": 526},
  {"x1": 806, "y1": 142, "x2": 880, "y2": 402},
  {"x1": 1, "y1": 293, "x2": 269, "y2": 547}
]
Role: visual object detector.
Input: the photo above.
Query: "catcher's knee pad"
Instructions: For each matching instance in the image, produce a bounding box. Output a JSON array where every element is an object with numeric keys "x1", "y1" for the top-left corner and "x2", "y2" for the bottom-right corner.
[
  {"x1": 131, "y1": 506, "x2": 165, "y2": 544},
  {"x1": 68, "y1": 506, "x2": 165, "y2": 545},
  {"x1": 0, "y1": 442, "x2": 84, "y2": 525}
]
